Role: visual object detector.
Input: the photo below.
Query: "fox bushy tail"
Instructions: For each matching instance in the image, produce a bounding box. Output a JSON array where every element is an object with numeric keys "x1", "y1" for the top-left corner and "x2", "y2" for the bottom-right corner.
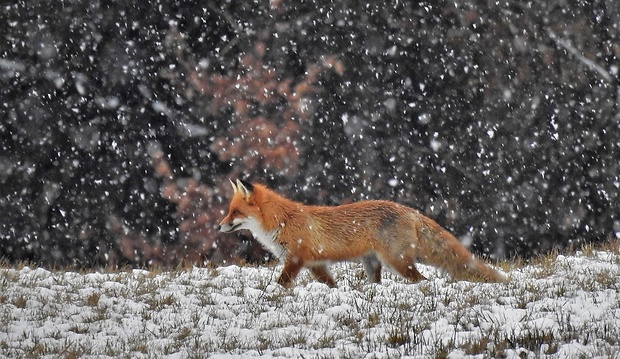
[{"x1": 416, "y1": 216, "x2": 505, "y2": 283}]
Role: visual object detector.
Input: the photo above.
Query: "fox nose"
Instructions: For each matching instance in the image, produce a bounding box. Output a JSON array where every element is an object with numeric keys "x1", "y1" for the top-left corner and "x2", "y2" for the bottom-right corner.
[
  {"x1": 218, "y1": 219, "x2": 226, "y2": 231},
  {"x1": 219, "y1": 223, "x2": 230, "y2": 233}
]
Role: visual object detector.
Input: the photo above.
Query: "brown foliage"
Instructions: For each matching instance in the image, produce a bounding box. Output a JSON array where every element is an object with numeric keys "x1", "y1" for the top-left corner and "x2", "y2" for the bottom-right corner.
[{"x1": 167, "y1": 26, "x2": 343, "y2": 177}]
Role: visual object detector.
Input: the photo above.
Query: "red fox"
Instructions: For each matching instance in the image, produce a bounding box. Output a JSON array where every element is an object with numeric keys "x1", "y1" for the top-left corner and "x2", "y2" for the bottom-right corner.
[{"x1": 219, "y1": 179, "x2": 505, "y2": 288}]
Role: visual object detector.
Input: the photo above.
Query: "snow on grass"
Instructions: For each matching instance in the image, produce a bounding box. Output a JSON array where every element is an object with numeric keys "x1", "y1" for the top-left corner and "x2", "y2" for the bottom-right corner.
[{"x1": 1, "y1": 249, "x2": 619, "y2": 358}]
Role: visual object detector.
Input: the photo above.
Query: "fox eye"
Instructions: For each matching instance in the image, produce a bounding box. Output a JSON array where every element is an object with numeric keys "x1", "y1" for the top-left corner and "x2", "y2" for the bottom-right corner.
[{"x1": 232, "y1": 209, "x2": 241, "y2": 216}]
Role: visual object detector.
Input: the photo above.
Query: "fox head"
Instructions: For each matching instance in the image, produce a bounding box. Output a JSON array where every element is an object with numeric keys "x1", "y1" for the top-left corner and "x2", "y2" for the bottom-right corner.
[{"x1": 219, "y1": 179, "x2": 261, "y2": 233}]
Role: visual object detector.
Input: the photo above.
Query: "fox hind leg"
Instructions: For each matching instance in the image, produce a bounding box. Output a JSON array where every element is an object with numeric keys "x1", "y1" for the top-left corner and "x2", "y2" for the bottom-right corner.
[
  {"x1": 361, "y1": 254, "x2": 382, "y2": 283},
  {"x1": 378, "y1": 251, "x2": 427, "y2": 283}
]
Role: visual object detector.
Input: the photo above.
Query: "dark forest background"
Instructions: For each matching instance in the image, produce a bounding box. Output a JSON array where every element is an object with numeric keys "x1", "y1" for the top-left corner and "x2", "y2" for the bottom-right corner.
[{"x1": 1, "y1": 0, "x2": 619, "y2": 269}]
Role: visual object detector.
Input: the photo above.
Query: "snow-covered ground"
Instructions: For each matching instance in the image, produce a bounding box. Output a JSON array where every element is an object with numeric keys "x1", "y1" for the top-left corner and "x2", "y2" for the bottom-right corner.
[{"x1": 1, "y1": 250, "x2": 619, "y2": 358}]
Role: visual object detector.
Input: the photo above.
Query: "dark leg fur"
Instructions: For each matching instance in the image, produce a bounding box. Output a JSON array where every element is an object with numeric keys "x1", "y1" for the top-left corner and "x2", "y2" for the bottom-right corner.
[
  {"x1": 277, "y1": 259, "x2": 304, "y2": 288},
  {"x1": 362, "y1": 254, "x2": 382, "y2": 283},
  {"x1": 309, "y1": 265, "x2": 337, "y2": 288}
]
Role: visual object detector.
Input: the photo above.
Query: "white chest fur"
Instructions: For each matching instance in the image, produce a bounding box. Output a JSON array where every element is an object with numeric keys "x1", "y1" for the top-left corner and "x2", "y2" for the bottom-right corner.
[{"x1": 241, "y1": 216, "x2": 286, "y2": 261}]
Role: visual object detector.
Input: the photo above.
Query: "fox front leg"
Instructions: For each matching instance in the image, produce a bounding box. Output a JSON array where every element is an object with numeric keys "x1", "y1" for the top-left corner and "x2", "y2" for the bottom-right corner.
[
  {"x1": 277, "y1": 258, "x2": 304, "y2": 288},
  {"x1": 308, "y1": 265, "x2": 337, "y2": 288}
]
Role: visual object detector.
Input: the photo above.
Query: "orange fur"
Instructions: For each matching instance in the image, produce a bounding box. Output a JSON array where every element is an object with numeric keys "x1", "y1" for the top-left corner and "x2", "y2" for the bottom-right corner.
[{"x1": 219, "y1": 180, "x2": 505, "y2": 288}]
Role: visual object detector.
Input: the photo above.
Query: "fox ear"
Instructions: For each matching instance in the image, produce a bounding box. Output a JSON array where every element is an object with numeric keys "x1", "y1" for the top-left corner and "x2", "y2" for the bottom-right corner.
[
  {"x1": 236, "y1": 179, "x2": 253, "y2": 199},
  {"x1": 229, "y1": 178, "x2": 238, "y2": 193}
]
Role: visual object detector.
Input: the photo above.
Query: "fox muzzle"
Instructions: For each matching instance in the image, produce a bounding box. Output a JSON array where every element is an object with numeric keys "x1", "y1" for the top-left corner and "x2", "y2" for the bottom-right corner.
[{"x1": 219, "y1": 222, "x2": 241, "y2": 233}]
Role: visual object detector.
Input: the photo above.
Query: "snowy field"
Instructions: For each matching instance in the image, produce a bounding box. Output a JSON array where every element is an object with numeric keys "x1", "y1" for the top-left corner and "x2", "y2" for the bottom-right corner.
[{"x1": 1, "y1": 249, "x2": 619, "y2": 358}]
